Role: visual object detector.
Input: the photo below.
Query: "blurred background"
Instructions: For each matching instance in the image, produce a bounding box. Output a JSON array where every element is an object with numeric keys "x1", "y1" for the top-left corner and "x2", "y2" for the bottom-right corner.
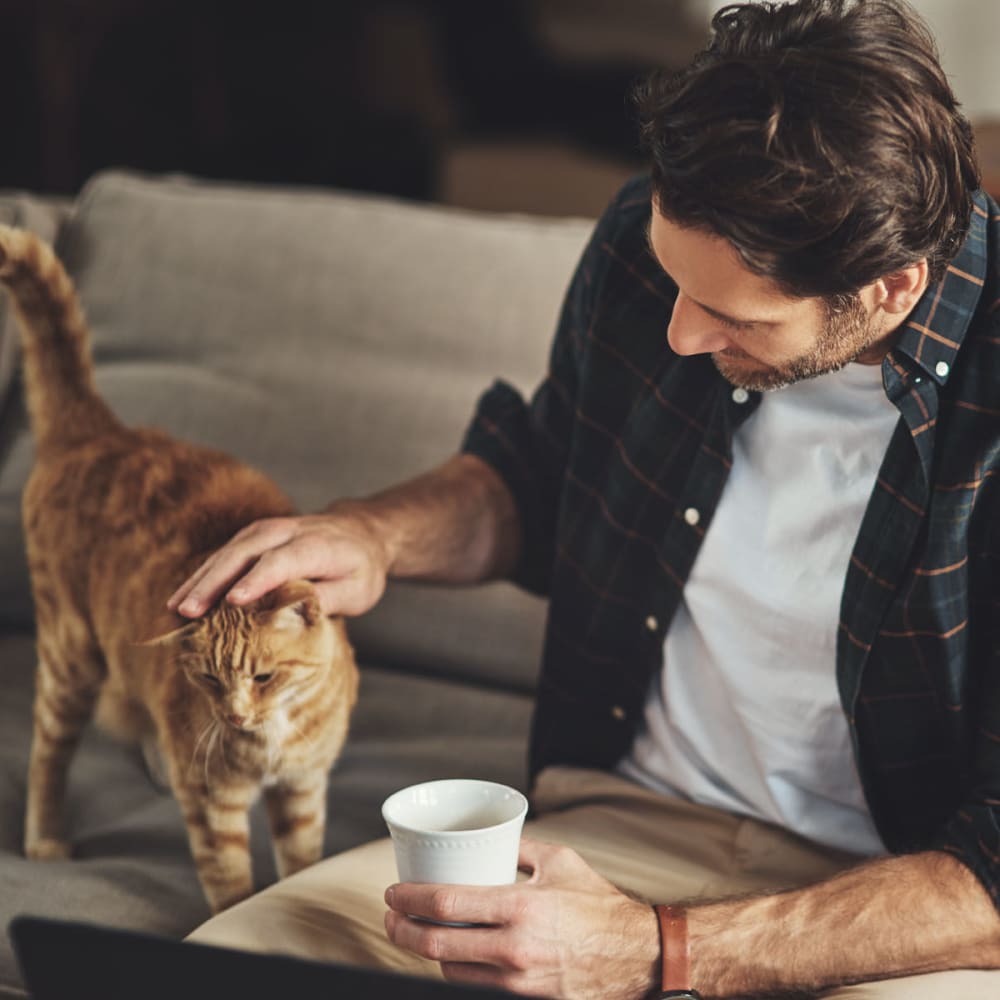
[{"x1": 1, "y1": 0, "x2": 998, "y2": 217}]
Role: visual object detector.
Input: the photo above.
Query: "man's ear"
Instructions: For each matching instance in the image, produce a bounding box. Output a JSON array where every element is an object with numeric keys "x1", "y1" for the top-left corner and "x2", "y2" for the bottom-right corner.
[
  {"x1": 255, "y1": 580, "x2": 322, "y2": 631},
  {"x1": 875, "y1": 258, "x2": 930, "y2": 316}
]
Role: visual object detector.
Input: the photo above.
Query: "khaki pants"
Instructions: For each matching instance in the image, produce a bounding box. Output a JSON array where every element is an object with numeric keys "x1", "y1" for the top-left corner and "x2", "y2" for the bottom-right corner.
[{"x1": 188, "y1": 766, "x2": 1000, "y2": 998}]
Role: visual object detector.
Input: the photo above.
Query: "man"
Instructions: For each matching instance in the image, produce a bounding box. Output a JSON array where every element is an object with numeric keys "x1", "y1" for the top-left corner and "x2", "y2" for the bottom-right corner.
[{"x1": 173, "y1": 1, "x2": 1000, "y2": 996}]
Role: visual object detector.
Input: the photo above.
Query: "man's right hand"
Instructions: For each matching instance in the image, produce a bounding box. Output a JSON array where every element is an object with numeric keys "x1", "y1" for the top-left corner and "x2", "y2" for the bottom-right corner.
[
  {"x1": 167, "y1": 504, "x2": 391, "y2": 619},
  {"x1": 166, "y1": 454, "x2": 522, "y2": 620}
]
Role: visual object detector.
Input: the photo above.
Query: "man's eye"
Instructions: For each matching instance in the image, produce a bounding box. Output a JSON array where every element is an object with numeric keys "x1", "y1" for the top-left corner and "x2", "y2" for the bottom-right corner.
[
  {"x1": 721, "y1": 317, "x2": 751, "y2": 331},
  {"x1": 201, "y1": 673, "x2": 222, "y2": 688},
  {"x1": 253, "y1": 673, "x2": 274, "y2": 685}
]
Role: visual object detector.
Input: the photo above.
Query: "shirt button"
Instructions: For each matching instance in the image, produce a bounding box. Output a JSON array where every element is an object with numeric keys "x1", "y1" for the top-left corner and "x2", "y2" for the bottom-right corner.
[
  {"x1": 684, "y1": 507, "x2": 701, "y2": 526},
  {"x1": 611, "y1": 705, "x2": 627, "y2": 721},
  {"x1": 645, "y1": 614, "x2": 659, "y2": 632},
  {"x1": 731, "y1": 387, "x2": 750, "y2": 404},
  {"x1": 935, "y1": 361, "x2": 950, "y2": 378}
]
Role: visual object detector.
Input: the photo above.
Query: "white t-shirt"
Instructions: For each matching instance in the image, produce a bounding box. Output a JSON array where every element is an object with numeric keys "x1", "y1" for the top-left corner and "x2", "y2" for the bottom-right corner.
[{"x1": 619, "y1": 361, "x2": 899, "y2": 855}]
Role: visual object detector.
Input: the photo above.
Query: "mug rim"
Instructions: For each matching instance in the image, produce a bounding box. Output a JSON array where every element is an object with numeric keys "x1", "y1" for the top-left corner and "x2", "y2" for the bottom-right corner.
[{"x1": 382, "y1": 778, "x2": 528, "y2": 838}]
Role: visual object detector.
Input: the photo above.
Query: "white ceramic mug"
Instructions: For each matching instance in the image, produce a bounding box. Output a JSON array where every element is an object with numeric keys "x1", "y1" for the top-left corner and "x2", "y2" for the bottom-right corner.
[{"x1": 382, "y1": 778, "x2": 528, "y2": 886}]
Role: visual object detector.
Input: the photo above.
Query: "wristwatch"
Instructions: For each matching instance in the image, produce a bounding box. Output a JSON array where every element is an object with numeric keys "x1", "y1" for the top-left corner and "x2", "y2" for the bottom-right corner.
[{"x1": 652, "y1": 904, "x2": 703, "y2": 999}]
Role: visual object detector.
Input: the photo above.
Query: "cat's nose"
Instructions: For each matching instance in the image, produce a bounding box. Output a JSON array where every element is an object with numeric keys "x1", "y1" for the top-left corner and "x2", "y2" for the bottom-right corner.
[{"x1": 227, "y1": 713, "x2": 246, "y2": 728}]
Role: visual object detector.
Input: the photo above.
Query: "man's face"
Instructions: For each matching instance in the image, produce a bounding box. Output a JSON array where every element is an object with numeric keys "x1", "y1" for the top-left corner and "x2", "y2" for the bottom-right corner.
[{"x1": 647, "y1": 206, "x2": 890, "y2": 391}]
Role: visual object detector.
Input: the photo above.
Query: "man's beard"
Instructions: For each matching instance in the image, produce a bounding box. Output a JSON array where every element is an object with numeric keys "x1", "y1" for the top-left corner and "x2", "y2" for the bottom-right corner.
[{"x1": 712, "y1": 294, "x2": 879, "y2": 392}]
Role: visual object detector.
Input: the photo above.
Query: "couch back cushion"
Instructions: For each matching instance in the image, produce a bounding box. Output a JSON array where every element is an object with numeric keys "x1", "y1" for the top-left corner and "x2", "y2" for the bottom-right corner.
[{"x1": 0, "y1": 171, "x2": 596, "y2": 692}]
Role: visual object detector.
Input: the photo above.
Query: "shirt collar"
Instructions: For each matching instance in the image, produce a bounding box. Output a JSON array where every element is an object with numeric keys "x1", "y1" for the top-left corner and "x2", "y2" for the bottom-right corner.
[{"x1": 889, "y1": 190, "x2": 989, "y2": 385}]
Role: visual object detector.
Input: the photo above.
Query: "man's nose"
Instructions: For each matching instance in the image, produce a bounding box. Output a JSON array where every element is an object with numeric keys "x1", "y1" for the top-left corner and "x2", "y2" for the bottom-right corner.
[{"x1": 667, "y1": 292, "x2": 733, "y2": 356}]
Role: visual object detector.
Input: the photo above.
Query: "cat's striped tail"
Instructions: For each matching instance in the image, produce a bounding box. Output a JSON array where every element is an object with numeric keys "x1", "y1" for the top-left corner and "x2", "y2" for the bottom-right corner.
[{"x1": 0, "y1": 224, "x2": 121, "y2": 454}]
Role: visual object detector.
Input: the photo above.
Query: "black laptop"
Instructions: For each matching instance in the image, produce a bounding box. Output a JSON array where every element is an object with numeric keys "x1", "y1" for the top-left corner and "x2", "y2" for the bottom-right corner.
[{"x1": 10, "y1": 915, "x2": 521, "y2": 1000}]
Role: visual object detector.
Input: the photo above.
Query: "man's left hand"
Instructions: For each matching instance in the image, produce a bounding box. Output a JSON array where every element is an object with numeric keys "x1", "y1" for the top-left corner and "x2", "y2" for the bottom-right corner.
[{"x1": 383, "y1": 837, "x2": 660, "y2": 999}]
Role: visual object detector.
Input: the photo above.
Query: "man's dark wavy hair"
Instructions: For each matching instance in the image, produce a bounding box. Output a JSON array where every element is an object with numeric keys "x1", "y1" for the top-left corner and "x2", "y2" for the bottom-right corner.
[{"x1": 635, "y1": 0, "x2": 980, "y2": 298}]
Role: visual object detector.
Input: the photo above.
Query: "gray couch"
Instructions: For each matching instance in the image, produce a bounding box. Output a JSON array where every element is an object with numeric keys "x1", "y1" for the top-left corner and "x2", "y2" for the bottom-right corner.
[{"x1": 0, "y1": 171, "x2": 597, "y2": 997}]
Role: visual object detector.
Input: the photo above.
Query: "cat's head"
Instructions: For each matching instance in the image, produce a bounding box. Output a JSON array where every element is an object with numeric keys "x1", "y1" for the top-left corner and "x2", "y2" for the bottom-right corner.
[{"x1": 144, "y1": 580, "x2": 345, "y2": 732}]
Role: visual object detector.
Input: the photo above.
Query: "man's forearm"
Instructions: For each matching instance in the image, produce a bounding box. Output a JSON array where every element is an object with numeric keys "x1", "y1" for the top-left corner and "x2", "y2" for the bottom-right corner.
[
  {"x1": 331, "y1": 453, "x2": 522, "y2": 586},
  {"x1": 688, "y1": 850, "x2": 1000, "y2": 997}
]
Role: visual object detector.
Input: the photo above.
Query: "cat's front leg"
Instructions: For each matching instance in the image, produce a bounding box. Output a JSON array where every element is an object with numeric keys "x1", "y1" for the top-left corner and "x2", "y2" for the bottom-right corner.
[
  {"x1": 264, "y1": 775, "x2": 328, "y2": 879},
  {"x1": 176, "y1": 782, "x2": 257, "y2": 913}
]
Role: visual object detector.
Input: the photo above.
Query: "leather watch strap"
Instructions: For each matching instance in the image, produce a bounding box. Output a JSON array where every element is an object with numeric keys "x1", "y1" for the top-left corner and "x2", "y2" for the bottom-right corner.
[{"x1": 654, "y1": 904, "x2": 692, "y2": 993}]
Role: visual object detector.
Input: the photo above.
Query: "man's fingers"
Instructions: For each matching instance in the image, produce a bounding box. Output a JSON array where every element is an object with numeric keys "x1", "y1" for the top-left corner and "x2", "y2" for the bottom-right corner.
[
  {"x1": 385, "y1": 883, "x2": 520, "y2": 928},
  {"x1": 384, "y1": 909, "x2": 507, "y2": 966},
  {"x1": 517, "y1": 836, "x2": 544, "y2": 870},
  {"x1": 384, "y1": 894, "x2": 550, "y2": 994},
  {"x1": 166, "y1": 560, "x2": 213, "y2": 612},
  {"x1": 220, "y1": 550, "x2": 285, "y2": 604},
  {"x1": 189, "y1": 544, "x2": 307, "y2": 610},
  {"x1": 167, "y1": 520, "x2": 301, "y2": 616},
  {"x1": 517, "y1": 836, "x2": 573, "y2": 879},
  {"x1": 248, "y1": 537, "x2": 383, "y2": 616},
  {"x1": 170, "y1": 550, "x2": 262, "y2": 616},
  {"x1": 166, "y1": 516, "x2": 389, "y2": 618}
]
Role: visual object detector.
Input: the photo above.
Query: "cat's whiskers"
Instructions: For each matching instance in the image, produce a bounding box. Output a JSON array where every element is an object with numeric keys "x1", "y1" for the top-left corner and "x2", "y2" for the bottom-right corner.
[
  {"x1": 204, "y1": 721, "x2": 223, "y2": 791},
  {"x1": 285, "y1": 712, "x2": 318, "y2": 759},
  {"x1": 260, "y1": 718, "x2": 279, "y2": 775},
  {"x1": 217, "y1": 723, "x2": 233, "y2": 779},
  {"x1": 189, "y1": 718, "x2": 216, "y2": 781}
]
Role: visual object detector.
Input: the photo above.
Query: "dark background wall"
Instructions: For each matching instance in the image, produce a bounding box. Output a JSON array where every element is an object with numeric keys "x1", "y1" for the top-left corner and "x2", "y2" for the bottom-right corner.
[
  {"x1": 0, "y1": 1, "x2": 710, "y2": 215},
  {"x1": 5, "y1": 2, "x2": 996, "y2": 215}
]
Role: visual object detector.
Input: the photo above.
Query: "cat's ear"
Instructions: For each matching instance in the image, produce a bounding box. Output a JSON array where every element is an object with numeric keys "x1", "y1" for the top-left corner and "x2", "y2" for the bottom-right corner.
[
  {"x1": 137, "y1": 617, "x2": 205, "y2": 650},
  {"x1": 257, "y1": 580, "x2": 322, "y2": 631}
]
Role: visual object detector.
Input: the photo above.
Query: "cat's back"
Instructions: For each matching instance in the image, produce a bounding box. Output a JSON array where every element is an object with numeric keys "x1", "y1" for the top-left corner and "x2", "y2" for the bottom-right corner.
[
  {"x1": 24, "y1": 426, "x2": 295, "y2": 637},
  {"x1": 3, "y1": 223, "x2": 295, "y2": 653},
  {"x1": 26, "y1": 426, "x2": 292, "y2": 548}
]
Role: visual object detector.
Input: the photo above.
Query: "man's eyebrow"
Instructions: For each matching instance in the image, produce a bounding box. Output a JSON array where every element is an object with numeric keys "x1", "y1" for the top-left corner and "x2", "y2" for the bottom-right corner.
[{"x1": 644, "y1": 219, "x2": 771, "y2": 329}]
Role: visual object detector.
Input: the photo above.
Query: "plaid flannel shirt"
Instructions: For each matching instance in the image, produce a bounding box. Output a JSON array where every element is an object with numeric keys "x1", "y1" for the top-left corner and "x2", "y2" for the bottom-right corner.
[{"x1": 462, "y1": 175, "x2": 1000, "y2": 907}]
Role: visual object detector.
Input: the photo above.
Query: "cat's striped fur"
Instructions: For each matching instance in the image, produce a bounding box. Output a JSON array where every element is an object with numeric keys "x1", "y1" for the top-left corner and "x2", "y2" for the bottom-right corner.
[{"x1": 0, "y1": 224, "x2": 359, "y2": 913}]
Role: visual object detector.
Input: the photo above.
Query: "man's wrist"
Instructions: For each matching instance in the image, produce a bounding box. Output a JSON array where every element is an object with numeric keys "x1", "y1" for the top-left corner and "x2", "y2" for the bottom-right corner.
[{"x1": 321, "y1": 498, "x2": 398, "y2": 574}]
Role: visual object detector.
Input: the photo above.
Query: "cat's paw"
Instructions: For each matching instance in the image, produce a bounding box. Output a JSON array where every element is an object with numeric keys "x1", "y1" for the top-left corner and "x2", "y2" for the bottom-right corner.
[{"x1": 24, "y1": 837, "x2": 72, "y2": 861}]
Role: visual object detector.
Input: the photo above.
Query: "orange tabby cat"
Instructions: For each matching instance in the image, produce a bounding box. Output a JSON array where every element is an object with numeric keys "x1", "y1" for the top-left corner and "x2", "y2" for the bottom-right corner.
[{"x1": 0, "y1": 223, "x2": 359, "y2": 913}]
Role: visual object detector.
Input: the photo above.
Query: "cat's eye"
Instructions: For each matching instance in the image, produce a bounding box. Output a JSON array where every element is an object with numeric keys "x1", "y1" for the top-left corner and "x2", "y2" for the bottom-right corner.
[
  {"x1": 200, "y1": 673, "x2": 222, "y2": 688},
  {"x1": 253, "y1": 673, "x2": 274, "y2": 685}
]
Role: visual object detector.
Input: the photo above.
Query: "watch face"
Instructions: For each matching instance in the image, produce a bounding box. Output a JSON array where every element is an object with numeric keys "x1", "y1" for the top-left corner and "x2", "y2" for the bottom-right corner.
[{"x1": 656, "y1": 992, "x2": 703, "y2": 999}]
